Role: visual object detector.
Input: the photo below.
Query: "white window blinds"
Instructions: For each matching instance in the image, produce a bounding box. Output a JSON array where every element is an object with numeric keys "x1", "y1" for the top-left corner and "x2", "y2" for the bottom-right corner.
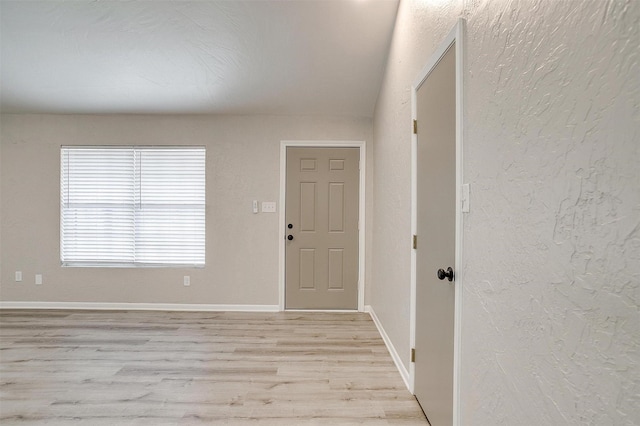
[{"x1": 61, "y1": 147, "x2": 205, "y2": 267}]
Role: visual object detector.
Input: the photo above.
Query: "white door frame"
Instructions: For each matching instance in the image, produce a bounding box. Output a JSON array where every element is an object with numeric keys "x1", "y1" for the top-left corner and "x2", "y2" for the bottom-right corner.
[
  {"x1": 410, "y1": 18, "x2": 465, "y2": 424},
  {"x1": 279, "y1": 140, "x2": 366, "y2": 312}
]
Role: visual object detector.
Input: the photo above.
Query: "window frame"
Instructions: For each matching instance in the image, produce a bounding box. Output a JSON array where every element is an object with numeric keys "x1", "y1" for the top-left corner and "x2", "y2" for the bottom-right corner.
[{"x1": 60, "y1": 145, "x2": 206, "y2": 268}]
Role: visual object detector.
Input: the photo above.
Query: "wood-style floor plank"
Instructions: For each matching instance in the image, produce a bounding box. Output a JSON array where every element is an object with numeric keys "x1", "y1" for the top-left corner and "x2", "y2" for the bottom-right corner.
[{"x1": 0, "y1": 310, "x2": 427, "y2": 425}]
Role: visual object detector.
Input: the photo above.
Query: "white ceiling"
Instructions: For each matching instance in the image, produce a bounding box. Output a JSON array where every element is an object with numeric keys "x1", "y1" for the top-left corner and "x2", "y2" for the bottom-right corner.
[{"x1": 0, "y1": 0, "x2": 398, "y2": 116}]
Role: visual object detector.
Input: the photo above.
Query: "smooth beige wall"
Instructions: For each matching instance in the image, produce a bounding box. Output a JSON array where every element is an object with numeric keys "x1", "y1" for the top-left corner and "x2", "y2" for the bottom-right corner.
[
  {"x1": 372, "y1": 0, "x2": 462, "y2": 374},
  {"x1": 0, "y1": 114, "x2": 373, "y2": 306},
  {"x1": 372, "y1": 0, "x2": 638, "y2": 424},
  {"x1": 0, "y1": 132, "x2": 3, "y2": 281}
]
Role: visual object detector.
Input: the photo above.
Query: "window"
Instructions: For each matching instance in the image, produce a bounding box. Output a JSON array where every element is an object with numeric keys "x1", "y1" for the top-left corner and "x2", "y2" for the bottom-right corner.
[{"x1": 61, "y1": 146, "x2": 205, "y2": 267}]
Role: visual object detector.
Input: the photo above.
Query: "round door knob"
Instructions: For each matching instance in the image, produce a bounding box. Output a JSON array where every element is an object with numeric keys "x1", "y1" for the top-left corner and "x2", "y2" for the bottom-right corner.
[
  {"x1": 287, "y1": 235, "x2": 294, "y2": 241},
  {"x1": 437, "y1": 267, "x2": 454, "y2": 282},
  {"x1": 288, "y1": 224, "x2": 293, "y2": 229}
]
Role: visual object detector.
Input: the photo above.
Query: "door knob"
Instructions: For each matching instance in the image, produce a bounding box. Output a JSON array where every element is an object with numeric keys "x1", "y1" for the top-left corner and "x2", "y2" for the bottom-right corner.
[
  {"x1": 288, "y1": 224, "x2": 293, "y2": 229},
  {"x1": 287, "y1": 235, "x2": 294, "y2": 241},
  {"x1": 437, "y1": 267, "x2": 454, "y2": 282}
]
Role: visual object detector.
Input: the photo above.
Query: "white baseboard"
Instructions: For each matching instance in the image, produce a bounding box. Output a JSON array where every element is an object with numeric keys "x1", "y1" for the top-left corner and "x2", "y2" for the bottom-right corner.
[
  {"x1": 284, "y1": 309, "x2": 359, "y2": 313},
  {"x1": 365, "y1": 304, "x2": 411, "y2": 392},
  {"x1": 0, "y1": 301, "x2": 280, "y2": 312}
]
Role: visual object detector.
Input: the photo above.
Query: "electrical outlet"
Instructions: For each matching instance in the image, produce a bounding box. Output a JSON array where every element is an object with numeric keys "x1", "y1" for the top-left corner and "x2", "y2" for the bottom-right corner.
[
  {"x1": 15, "y1": 271, "x2": 22, "y2": 282},
  {"x1": 35, "y1": 274, "x2": 43, "y2": 285},
  {"x1": 183, "y1": 276, "x2": 190, "y2": 286}
]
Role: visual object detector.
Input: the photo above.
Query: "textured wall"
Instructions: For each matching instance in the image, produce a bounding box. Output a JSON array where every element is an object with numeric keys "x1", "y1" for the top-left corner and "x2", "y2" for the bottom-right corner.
[
  {"x1": 0, "y1": 114, "x2": 373, "y2": 306},
  {"x1": 372, "y1": 0, "x2": 639, "y2": 424},
  {"x1": 462, "y1": 0, "x2": 639, "y2": 424}
]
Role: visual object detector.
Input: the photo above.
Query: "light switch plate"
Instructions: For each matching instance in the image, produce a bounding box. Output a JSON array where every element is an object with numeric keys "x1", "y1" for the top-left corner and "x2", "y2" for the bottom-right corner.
[
  {"x1": 35, "y1": 274, "x2": 43, "y2": 285},
  {"x1": 183, "y1": 276, "x2": 190, "y2": 286},
  {"x1": 15, "y1": 271, "x2": 22, "y2": 282},
  {"x1": 262, "y1": 201, "x2": 277, "y2": 213},
  {"x1": 461, "y1": 184, "x2": 470, "y2": 213}
]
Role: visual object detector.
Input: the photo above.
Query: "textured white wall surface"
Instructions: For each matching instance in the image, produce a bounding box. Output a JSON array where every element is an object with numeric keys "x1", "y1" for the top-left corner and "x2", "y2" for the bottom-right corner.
[
  {"x1": 0, "y1": 114, "x2": 373, "y2": 306},
  {"x1": 372, "y1": 0, "x2": 639, "y2": 424}
]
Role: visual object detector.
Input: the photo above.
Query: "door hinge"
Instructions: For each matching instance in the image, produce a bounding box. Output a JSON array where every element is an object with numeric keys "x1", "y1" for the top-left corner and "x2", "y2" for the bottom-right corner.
[
  {"x1": 412, "y1": 235, "x2": 417, "y2": 249},
  {"x1": 413, "y1": 119, "x2": 418, "y2": 135},
  {"x1": 411, "y1": 348, "x2": 416, "y2": 363}
]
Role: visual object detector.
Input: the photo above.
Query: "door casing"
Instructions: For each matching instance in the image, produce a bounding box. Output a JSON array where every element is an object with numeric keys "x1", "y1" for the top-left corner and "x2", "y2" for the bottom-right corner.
[
  {"x1": 279, "y1": 140, "x2": 366, "y2": 312},
  {"x1": 410, "y1": 18, "x2": 466, "y2": 425}
]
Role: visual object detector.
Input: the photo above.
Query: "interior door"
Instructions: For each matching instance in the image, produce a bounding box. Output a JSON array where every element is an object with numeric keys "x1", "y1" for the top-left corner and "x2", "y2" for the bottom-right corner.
[
  {"x1": 285, "y1": 147, "x2": 360, "y2": 310},
  {"x1": 414, "y1": 42, "x2": 457, "y2": 425}
]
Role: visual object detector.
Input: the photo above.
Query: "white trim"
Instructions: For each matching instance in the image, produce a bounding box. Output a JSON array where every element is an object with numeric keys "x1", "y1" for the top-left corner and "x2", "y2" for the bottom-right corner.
[
  {"x1": 365, "y1": 305, "x2": 411, "y2": 391},
  {"x1": 285, "y1": 309, "x2": 358, "y2": 313},
  {"x1": 453, "y1": 19, "x2": 466, "y2": 426},
  {"x1": 410, "y1": 18, "x2": 466, "y2": 425},
  {"x1": 279, "y1": 140, "x2": 366, "y2": 312},
  {"x1": 0, "y1": 302, "x2": 279, "y2": 312}
]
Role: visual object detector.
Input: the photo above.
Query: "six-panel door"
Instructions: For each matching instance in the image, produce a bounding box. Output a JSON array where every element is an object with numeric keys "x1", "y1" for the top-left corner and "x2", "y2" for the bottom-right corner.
[{"x1": 285, "y1": 147, "x2": 359, "y2": 310}]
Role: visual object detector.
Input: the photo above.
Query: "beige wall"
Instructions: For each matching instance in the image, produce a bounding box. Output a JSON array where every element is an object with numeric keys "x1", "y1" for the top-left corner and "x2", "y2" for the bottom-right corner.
[
  {"x1": 0, "y1": 114, "x2": 373, "y2": 306},
  {"x1": 372, "y1": 0, "x2": 639, "y2": 424},
  {"x1": 372, "y1": 0, "x2": 462, "y2": 376},
  {"x1": 0, "y1": 130, "x2": 3, "y2": 282}
]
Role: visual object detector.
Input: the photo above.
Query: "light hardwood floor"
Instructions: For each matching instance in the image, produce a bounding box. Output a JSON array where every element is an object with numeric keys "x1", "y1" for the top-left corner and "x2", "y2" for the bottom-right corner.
[{"x1": 0, "y1": 310, "x2": 427, "y2": 425}]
